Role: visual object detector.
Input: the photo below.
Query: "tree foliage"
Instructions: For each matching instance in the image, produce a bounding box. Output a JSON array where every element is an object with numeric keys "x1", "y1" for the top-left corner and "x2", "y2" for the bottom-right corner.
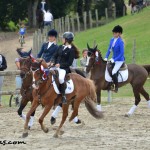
[{"x1": 0, "y1": 0, "x2": 27, "y2": 30}]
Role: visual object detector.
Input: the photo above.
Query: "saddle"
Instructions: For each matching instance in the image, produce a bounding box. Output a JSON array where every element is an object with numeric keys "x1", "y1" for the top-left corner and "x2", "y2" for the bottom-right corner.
[
  {"x1": 107, "y1": 62, "x2": 127, "y2": 77},
  {"x1": 50, "y1": 70, "x2": 74, "y2": 95}
]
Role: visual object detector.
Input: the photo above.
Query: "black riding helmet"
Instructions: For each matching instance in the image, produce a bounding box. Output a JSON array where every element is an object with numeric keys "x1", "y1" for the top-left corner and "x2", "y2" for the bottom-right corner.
[
  {"x1": 63, "y1": 32, "x2": 74, "y2": 42},
  {"x1": 112, "y1": 25, "x2": 123, "y2": 34},
  {"x1": 48, "y1": 29, "x2": 58, "y2": 37}
]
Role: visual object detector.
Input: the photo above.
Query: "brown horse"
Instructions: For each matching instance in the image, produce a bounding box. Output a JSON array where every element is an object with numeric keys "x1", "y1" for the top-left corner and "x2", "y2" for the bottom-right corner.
[
  {"x1": 22, "y1": 61, "x2": 103, "y2": 138},
  {"x1": 86, "y1": 45, "x2": 150, "y2": 117},
  {"x1": 17, "y1": 49, "x2": 48, "y2": 128}
]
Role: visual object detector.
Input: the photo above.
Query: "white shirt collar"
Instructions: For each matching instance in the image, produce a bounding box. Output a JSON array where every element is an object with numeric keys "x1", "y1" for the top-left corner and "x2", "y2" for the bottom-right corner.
[
  {"x1": 63, "y1": 45, "x2": 72, "y2": 50},
  {"x1": 47, "y1": 42, "x2": 54, "y2": 49}
]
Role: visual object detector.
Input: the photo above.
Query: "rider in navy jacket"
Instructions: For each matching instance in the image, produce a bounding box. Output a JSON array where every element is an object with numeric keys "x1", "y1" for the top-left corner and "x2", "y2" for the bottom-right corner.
[
  {"x1": 37, "y1": 29, "x2": 58, "y2": 63},
  {"x1": 104, "y1": 25, "x2": 125, "y2": 92}
]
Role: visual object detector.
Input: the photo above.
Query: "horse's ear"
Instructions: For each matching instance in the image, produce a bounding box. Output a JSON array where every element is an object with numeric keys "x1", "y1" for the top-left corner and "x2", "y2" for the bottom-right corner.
[
  {"x1": 94, "y1": 45, "x2": 98, "y2": 50},
  {"x1": 87, "y1": 43, "x2": 90, "y2": 50},
  {"x1": 28, "y1": 49, "x2": 32, "y2": 56},
  {"x1": 16, "y1": 48, "x2": 24, "y2": 57},
  {"x1": 40, "y1": 65, "x2": 44, "y2": 72}
]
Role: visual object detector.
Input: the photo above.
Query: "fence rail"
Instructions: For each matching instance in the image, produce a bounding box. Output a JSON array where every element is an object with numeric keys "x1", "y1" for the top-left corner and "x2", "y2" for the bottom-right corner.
[{"x1": 33, "y1": 7, "x2": 126, "y2": 55}]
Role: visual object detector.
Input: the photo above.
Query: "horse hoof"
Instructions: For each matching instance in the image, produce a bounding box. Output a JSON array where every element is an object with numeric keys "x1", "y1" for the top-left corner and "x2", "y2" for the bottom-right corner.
[
  {"x1": 43, "y1": 128, "x2": 49, "y2": 133},
  {"x1": 50, "y1": 117, "x2": 56, "y2": 125},
  {"x1": 59, "y1": 130, "x2": 64, "y2": 135},
  {"x1": 124, "y1": 113, "x2": 130, "y2": 117},
  {"x1": 22, "y1": 132, "x2": 28, "y2": 138},
  {"x1": 76, "y1": 119, "x2": 82, "y2": 124},
  {"x1": 53, "y1": 133, "x2": 59, "y2": 138},
  {"x1": 28, "y1": 126, "x2": 31, "y2": 130}
]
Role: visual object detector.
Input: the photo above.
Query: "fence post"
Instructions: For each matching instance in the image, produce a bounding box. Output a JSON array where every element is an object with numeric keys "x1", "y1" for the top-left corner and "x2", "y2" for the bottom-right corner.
[
  {"x1": 114, "y1": 6, "x2": 116, "y2": 19},
  {"x1": 83, "y1": 11, "x2": 87, "y2": 30},
  {"x1": 89, "y1": 10, "x2": 93, "y2": 28},
  {"x1": 95, "y1": 9, "x2": 99, "y2": 27},
  {"x1": 132, "y1": 39, "x2": 136, "y2": 64},
  {"x1": 61, "y1": 17, "x2": 65, "y2": 33},
  {"x1": 58, "y1": 18, "x2": 62, "y2": 35},
  {"x1": 105, "y1": 8, "x2": 108, "y2": 23},
  {"x1": 107, "y1": 91, "x2": 112, "y2": 103},
  {"x1": 76, "y1": 13, "x2": 80, "y2": 32},
  {"x1": 70, "y1": 18, "x2": 75, "y2": 33},
  {"x1": 123, "y1": 6, "x2": 126, "y2": 16},
  {"x1": 33, "y1": 33, "x2": 36, "y2": 56}
]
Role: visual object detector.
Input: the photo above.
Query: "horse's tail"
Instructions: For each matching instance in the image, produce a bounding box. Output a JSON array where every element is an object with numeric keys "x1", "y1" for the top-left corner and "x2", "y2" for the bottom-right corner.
[
  {"x1": 143, "y1": 65, "x2": 150, "y2": 75},
  {"x1": 84, "y1": 79, "x2": 103, "y2": 119},
  {"x1": 74, "y1": 68, "x2": 86, "y2": 78}
]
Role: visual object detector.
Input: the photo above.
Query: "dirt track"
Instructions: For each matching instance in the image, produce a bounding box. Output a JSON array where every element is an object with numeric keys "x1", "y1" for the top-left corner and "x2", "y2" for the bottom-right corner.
[
  {"x1": 0, "y1": 33, "x2": 150, "y2": 150},
  {"x1": 0, "y1": 98, "x2": 150, "y2": 150}
]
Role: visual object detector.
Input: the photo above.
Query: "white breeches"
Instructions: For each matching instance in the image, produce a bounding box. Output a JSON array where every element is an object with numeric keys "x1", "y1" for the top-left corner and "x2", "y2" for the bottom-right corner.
[
  {"x1": 112, "y1": 61, "x2": 124, "y2": 75},
  {"x1": 50, "y1": 67, "x2": 66, "y2": 84}
]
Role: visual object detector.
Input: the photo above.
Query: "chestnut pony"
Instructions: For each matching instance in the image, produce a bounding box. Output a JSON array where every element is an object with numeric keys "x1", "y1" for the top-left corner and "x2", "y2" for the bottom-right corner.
[
  {"x1": 22, "y1": 61, "x2": 103, "y2": 138},
  {"x1": 86, "y1": 45, "x2": 150, "y2": 117}
]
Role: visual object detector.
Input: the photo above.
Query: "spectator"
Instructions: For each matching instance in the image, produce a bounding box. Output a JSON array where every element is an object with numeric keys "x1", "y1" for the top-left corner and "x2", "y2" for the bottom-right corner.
[
  {"x1": 80, "y1": 49, "x2": 89, "y2": 68},
  {"x1": 43, "y1": 9, "x2": 53, "y2": 27},
  {"x1": 0, "y1": 54, "x2": 7, "y2": 107}
]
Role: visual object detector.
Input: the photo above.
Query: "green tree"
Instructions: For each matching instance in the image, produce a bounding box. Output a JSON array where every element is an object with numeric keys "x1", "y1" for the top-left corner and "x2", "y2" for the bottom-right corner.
[{"x1": 0, "y1": 0, "x2": 27, "y2": 30}]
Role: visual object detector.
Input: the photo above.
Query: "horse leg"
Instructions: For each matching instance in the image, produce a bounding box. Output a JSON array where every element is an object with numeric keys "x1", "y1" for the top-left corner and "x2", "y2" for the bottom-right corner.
[
  {"x1": 39, "y1": 104, "x2": 53, "y2": 133},
  {"x1": 17, "y1": 100, "x2": 27, "y2": 120},
  {"x1": 140, "y1": 87, "x2": 150, "y2": 108},
  {"x1": 96, "y1": 89, "x2": 102, "y2": 111},
  {"x1": 125, "y1": 86, "x2": 141, "y2": 117},
  {"x1": 22, "y1": 100, "x2": 39, "y2": 138},
  {"x1": 53, "y1": 104, "x2": 69, "y2": 138},
  {"x1": 28, "y1": 110, "x2": 36, "y2": 129}
]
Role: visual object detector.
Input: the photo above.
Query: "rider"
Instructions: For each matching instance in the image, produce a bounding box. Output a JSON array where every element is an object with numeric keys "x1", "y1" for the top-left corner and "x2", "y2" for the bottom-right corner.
[
  {"x1": 104, "y1": 25, "x2": 125, "y2": 93},
  {"x1": 50, "y1": 32, "x2": 80, "y2": 104},
  {"x1": 37, "y1": 29, "x2": 58, "y2": 64}
]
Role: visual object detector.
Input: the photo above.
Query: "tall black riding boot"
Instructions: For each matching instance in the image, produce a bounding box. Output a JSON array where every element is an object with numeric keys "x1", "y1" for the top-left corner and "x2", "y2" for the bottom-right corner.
[
  {"x1": 112, "y1": 73, "x2": 118, "y2": 93},
  {"x1": 60, "y1": 83, "x2": 67, "y2": 104}
]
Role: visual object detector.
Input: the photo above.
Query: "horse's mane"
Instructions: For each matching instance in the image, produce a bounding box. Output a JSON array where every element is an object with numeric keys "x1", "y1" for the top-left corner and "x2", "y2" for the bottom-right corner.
[{"x1": 96, "y1": 49, "x2": 106, "y2": 63}]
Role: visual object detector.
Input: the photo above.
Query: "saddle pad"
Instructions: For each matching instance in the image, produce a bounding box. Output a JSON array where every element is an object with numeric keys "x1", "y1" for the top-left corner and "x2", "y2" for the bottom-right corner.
[
  {"x1": 105, "y1": 67, "x2": 128, "y2": 83},
  {"x1": 52, "y1": 76, "x2": 74, "y2": 94}
]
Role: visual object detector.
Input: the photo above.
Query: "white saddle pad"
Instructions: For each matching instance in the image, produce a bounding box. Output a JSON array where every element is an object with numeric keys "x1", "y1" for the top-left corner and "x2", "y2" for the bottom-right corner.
[
  {"x1": 105, "y1": 67, "x2": 128, "y2": 83},
  {"x1": 52, "y1": 76, "x2": 74, "y2": 94}
]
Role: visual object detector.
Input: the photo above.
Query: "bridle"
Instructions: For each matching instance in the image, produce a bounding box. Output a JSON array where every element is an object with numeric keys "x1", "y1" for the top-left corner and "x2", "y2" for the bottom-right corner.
[
  {"x1": 20, "y1": 58, "x2": 32, "y2": 80},
  {"x1": 86, "y1": 50, "x2": 100, "y2": 69}
]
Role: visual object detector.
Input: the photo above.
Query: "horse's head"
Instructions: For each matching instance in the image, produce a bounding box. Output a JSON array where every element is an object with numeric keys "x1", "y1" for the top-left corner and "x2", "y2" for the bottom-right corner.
[
  {"x1": 86, "y1": 43, "x2": 104, "y2": 73},
  {"x1": 17, "y1": 49, "x2": 32, "y2": 79},
  {"x1": 31, "y1": 60, "x2": 49, "y2": 90}
]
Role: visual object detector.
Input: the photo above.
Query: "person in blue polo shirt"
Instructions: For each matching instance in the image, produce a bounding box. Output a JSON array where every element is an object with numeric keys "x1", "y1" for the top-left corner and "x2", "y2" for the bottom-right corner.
[{"x1": 104, "y1": 25, "x2": 125, "y2": 92}]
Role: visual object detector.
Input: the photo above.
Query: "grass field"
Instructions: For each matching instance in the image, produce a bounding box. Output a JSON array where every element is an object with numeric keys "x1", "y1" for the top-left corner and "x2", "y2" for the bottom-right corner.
[
  {"x1": 74, "y1": 7, "x2": 150, "y2": 100},
  {"x1": 75, "y1": 7, "x2": 150, "y2": 65}
]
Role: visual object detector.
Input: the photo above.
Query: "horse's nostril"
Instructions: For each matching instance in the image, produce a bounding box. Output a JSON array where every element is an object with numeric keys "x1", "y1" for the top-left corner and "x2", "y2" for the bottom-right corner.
[{"x1": 20, "y1": 72, "x2": 25, "y2": 78}]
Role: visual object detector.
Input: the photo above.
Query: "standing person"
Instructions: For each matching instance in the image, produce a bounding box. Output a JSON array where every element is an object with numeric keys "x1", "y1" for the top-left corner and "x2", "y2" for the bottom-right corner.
[
  {"x1": 50, "y1": 32, "x2": 80, "y2": 124},
  {"x1": 104, "y1": 25, "x2": 125, "y2": 93},
  {"x1": 43, "y1": 10, "x2": 53, "y2": 27},
  {"x1": 37, "y1": 29, "x2": 58, "y2": 64},
  {"x1": 0, "y1": 54, "x2": 7, "y2": 107}
]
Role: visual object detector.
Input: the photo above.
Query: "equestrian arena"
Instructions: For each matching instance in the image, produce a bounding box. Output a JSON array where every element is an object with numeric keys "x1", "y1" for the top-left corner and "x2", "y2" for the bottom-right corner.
[{"x1": 0, "y1": 33, "x2": 150, "y2": 150}]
